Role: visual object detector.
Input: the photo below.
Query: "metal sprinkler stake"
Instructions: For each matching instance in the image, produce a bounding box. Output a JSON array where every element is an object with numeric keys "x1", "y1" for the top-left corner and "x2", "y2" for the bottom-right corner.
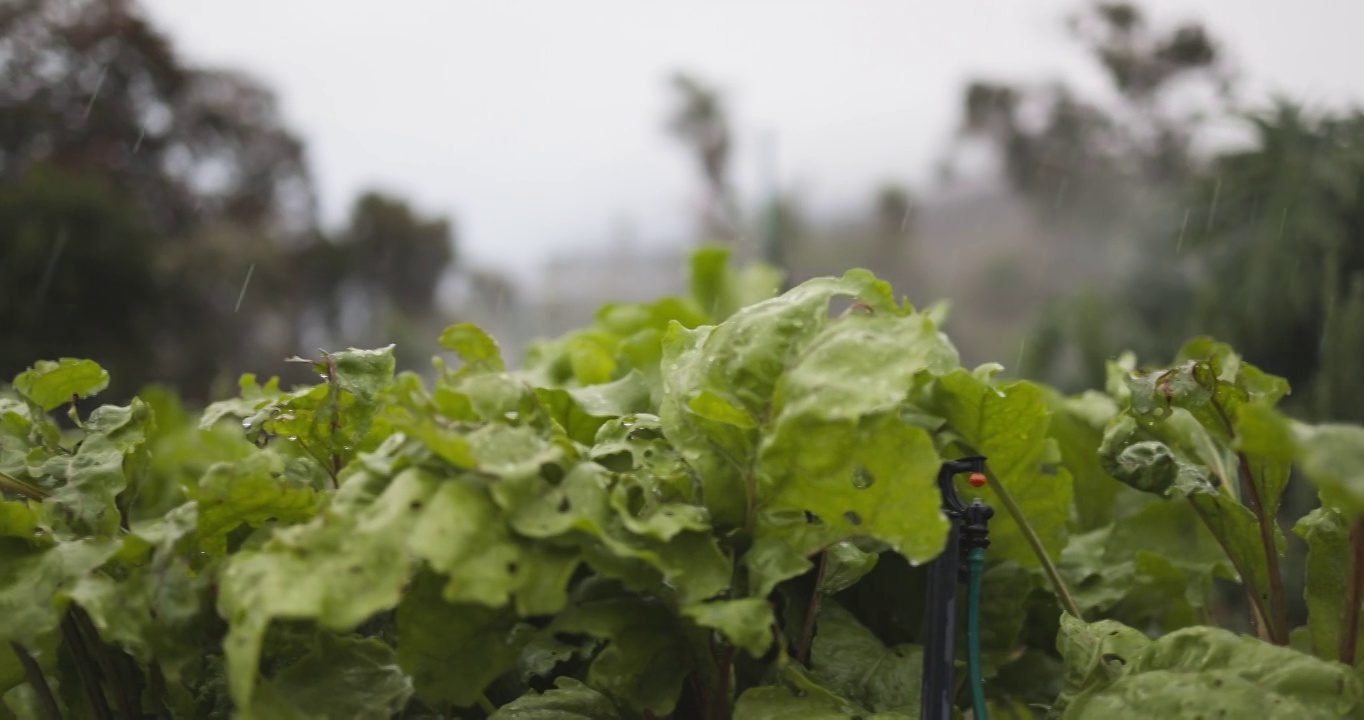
[{"x1": 921, "y1": 455, "x2": 995, "y2": 720}]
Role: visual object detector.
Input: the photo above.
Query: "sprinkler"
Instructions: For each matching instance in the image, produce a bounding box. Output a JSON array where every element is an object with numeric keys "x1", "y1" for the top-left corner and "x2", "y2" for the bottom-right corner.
[{"x1": 921, "y1": 456, "x2": 995, "y2": 720}]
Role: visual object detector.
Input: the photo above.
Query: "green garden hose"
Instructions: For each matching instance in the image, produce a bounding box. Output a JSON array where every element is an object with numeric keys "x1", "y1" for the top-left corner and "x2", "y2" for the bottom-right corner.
[{"x1": 966, "y1": 546, "x2": 989, "y2": 720}]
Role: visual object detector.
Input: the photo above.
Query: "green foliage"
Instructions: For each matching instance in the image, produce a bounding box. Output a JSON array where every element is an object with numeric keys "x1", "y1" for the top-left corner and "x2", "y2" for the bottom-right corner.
[
  {"x1": 4, "y1": 252, "x2": 1364, "y2": 719},
  {"x1": 1053, "y1": 615, "x2": 1363, "y2": 718}
]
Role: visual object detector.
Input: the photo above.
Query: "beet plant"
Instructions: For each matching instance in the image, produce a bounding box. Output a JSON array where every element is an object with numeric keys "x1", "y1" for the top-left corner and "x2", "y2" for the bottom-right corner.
[{"x1": 2, "y1": 248, "x2": 1363, "y2": 719}]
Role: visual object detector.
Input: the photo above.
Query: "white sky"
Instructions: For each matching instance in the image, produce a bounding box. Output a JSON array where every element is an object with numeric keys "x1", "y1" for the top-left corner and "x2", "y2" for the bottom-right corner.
[{"x1": 140, "y1": 0, "x2": 1364, "y2": 279}]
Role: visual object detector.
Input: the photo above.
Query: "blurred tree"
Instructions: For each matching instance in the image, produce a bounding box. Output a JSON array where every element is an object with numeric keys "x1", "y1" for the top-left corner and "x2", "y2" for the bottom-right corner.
[
  {"x1": 951, "y1": 3, "x2": 1230, "y2": 229},
  {"x1": 0, "y1": 165, "x2": 160, "y2": 394},
  {"x1": 0, "y1": 0, "x2": 315, "y2": 400},
  {"x1": 989, "y1": 5, "x2": 1364, "y2": 424},
  {"x1": 319, "y1": 192, "x2": 458, "y2": 368},
  {"x1": 0, "y1": 0, "x2": 314, "y2": 237},
  {"x1": 0, "y1": 0, "x2": 475, "y2": 402},
  {"x1": 667, "y1": 73, "x2": 738, "y2": 248},
  {"x1": 342, "y1": 192, "x2": 454, "y2": 319},
  {"x1": 941, "y1": 3, "x2": 1231, "y2": 387},
  {"x1": 1182, "y1": 105, "x2": 1364, "y2": 422},
  {"x1": 873, "y1": 184, "x2": 916, "y2": 273}
]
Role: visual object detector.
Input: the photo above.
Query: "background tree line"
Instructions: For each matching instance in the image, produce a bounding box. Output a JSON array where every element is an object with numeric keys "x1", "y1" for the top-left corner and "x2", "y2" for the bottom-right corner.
[
  {"x1": 663, "y1": 2, "x2": 1364, "y2": 427},
  {"x1": 0, "y1": 0, "x2": 496, "y2": 404},
  {"x1": 5, "y1": 0, "x2": 1362, "y2": 433},
  {"x1": 946, "y1": 2, "x2": 1364, "y2": 425}
]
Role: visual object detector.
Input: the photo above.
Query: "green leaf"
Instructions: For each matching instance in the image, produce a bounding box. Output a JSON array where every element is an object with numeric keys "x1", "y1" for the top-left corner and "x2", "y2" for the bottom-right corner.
[
  {"x1": 405, "y1": 474, "x2": 522, "y2": 608},
  {"x1": 1105, "y1": 499, "x2": 1231, "y2": 573},
  {"x1": 1054, "y1": 614, "x2": 1152, "y2": 707},
  {"x1": 328, "y1": 345, "x2": 397, "y2": 401},
  {"x1": 0, "y1": 538, "x2": 119, "y2": 646},
  {"x1": 440, "y1": 323, "x2": 506, "y2": 374},
  {"x1": 217, "y1": 485, "x2": 415, "y2": 708},
  {"x1": 760, "y1": 414, "x2": 944, "y2": 561},
  {"x1": 1046, "y1": 389, "x2": 1131, "y2": 531},
  {"x1": 689, "y1": 245, "x2": 783, "y2": 322},
  {"x1": 758, "y1": 311, "x2": 956, "y2": 561},
  {"x1": 568, "y1": 335, "x2": 617, "y2": 385},
  {"x1": 591, "y1": 413, "x2": 699, "y2": 506},
  {"x1": 397, "y1": 571, "x2": 528, "y2": 708},
  {"x1": 536, "y1": 372, "x2": 651, "y2": 445},
  {"x1": 1097, "y1": 411, "x2": 1283, "y2": 631},
  {"x1": 491, "y1": 678, "x2": 622, "y2": 720},
  {"x1": 1293, "y1": 506, "x2": 1363, "y2": 664},
  {"x1": 930, "y1": 370, "x2": 1074, "y2": 566},
  {"x1": 387, "y1": 409, "x2": 476, "y2": 468},
  {"x1": 744, "y1": 534, "x2": 814, "y2": 598},
  {"x1": 1056, "y1": 617, "x2": 1364, "y2": 719},
  {"x1": 819, "y1": 541, "x2": 879, "y2": 596},
  {"x1": 660, "y1": 271, "x2": 906, "y2": 528},
  {"x1": 510, "y1": 463, "x2": 729, "y2": 606},
  {"x1": 248, "y1": 632, "x2": 413, "y2": 720},
  {"x1": 809, "y1": 599, "x2": 921, "y2": 713},
  {"x1": 550, "y1": 580, "x2": 692, "y2": 715},
  {"x1": 976, "y1": 561, "x2": 1043, "y2": 656},
  {"x1": 199, "y1": 374, "x2": 284, "y2": 430},
  {"x1": 1232, "y1": 402, "x2": 1296, "y2": 520},
  {"x1": 1296, "y1": 423, "x2": 1364, "y2": 515},
  {"x1": 732, "y1": 685, "x2": 908, "y2": 720},
  {"x1": 37, "y1": 399, "x2": 152, "y2": 537},
  {"x1": 0, "y1": 500, "x2": 45, "y2": 543},
  {"x1": 682, "y1": 598, "x2": 775, "y2": 657},
  {"x1": 188, "y1": 452, "x2": 320, "y2": 557},
  {"x1": 68, "y1": 506, "x2": 217, "y2": 679},
  {"x1": 12, "y1": 359, "x2": 109, "y2": 411},
  {"x1": 1060, "y1": 500, "x2": 1228, "y2": 634}
]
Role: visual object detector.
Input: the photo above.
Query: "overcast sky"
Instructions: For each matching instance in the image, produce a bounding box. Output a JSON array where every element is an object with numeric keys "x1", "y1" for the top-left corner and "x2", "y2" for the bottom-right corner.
[{"x1": 140, "y1": 0, "x2": 1364, "y2": 278}]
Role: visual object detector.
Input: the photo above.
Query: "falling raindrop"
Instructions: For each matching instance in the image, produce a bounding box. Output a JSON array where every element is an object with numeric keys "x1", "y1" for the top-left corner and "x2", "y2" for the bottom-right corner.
[
  {"x1": 83, "y1": 64, "x2": 108, "y2": 121},
  {"x1": 1205, "y1": 176, "x2": 1221, "y2": 232},
  {"x1": 234, "y1": 263, "x2": 255, "y2": 313},
  {"x1": 1176, "y1": 208, "x2": 1191, "y2": 253},
  {"x1": 132, "y1": 128, "x2": 146, "y2": 154},
  {"x1": 1015, "y1": 339, "x2": 1026, "y2": 371},
  {"x1": 35, "y1": 226, "x2": 69, "y2": 308}
]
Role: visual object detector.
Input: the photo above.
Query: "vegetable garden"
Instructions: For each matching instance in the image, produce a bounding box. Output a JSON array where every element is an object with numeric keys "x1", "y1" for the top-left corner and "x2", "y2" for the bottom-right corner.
[{"x1": 3, "y1": 248, "x2": 1364, "y2": 719}]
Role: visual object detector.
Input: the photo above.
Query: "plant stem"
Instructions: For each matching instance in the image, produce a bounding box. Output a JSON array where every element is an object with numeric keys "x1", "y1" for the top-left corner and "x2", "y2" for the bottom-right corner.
[
  {"x1": 1209, "y1": 397, "x2": 1289, "y2": 645},
  {"x1": 9, "y1": 641, "x2": 62, "y2": 720},
  {"x1": 1234, "y1": 451, "x2": 1289, "y2": 645},
  {"x1": 686, "y1": 674, "x2": 708, "y2": 720},
  {"x1": 148, "y1": 661, "x2": 173, "y2": 720},
  {"x1": 713, "y1": 643, "x2": 735, "y2": 720},
  {"x1": 1187, "y1": 498, "x2": 1274, "y2": 643},
  {"x1": 982, "y1": 466, "x2": 1084, "y2": 621},
  {"x1": 325, "y1": 354, "x2": 342, "y2": 486},
  {"x1": 476, "y1": 692, "x2": 496, "y2": 714},
  {"x1": 60, "y1": 614, "x2": 112, "y2": 720},
  {"x1": 0, "y1": 470, "x2": 48, "y2": 501},
  {"x1": 71, "y1": 608, "x2": 140, "y2": 719},
  {"x1": 1342, "y1": 517, "x2": 1364, "y2": 666},
  {"x1": 795, "y1": 551, "x2": 829, "y2": 665}
]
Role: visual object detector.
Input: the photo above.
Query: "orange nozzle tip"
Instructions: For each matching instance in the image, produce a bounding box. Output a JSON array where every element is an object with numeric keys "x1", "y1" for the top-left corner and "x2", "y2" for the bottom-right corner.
[{"x1": 967, "y1": 472, "x2": 987, "y2": 487}]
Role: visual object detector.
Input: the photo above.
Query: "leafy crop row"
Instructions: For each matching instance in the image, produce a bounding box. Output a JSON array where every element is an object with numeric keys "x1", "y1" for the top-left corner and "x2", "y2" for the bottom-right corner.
[{"x1": 3, "y1": 248, "x2": 1364, "y2": 719}]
